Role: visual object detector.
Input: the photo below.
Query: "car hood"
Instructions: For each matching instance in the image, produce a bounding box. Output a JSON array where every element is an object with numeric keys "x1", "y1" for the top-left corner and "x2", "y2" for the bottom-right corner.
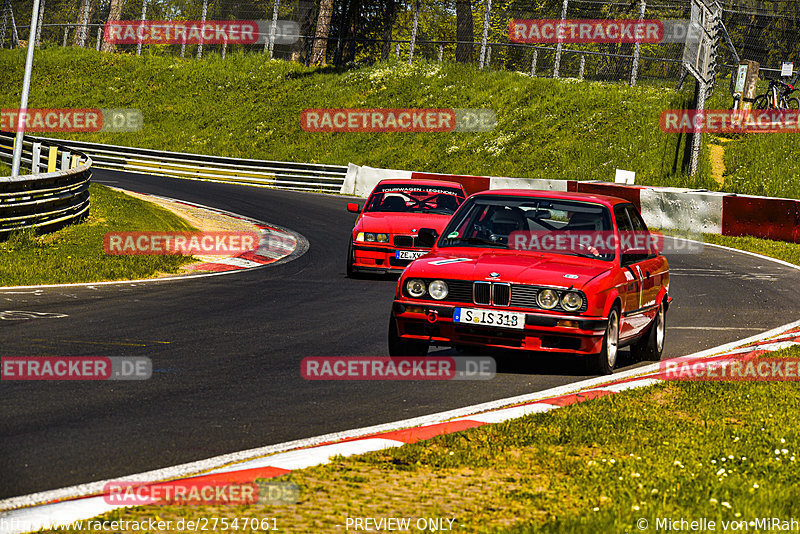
[
  {"x1": 406, "y1": 249, "x2": 612, "y2": 289},
  {"x1": 355, "y1": 212, "x2": 453, "y2": 235}
]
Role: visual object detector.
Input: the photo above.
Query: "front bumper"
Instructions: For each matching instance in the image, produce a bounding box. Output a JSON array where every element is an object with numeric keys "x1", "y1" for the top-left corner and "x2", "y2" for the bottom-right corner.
[
  {"x1": 392, "y1": 300, "x2": 609, "y2": 354},
  {"x1": 352, "y1": 244, "x2": 428, "y2": 274}
]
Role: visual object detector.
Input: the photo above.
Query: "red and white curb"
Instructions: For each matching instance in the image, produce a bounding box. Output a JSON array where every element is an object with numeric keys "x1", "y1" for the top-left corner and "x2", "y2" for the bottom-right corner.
[
  {"x1": 2, "y1": 318, "x2": 799, "y2": 534},
  {"x1": 126, "y1": 194, "x2": 301, "y2": 273}
]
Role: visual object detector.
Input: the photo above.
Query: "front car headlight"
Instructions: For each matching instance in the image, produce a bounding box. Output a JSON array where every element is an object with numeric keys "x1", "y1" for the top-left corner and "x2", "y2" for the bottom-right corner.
[
  {"x1": 376, "y1": 233, "x2": 389, "y2": 243},
  {"x1": 406, "y1": 279, "x2": 427, "y2": 298},
  {"x1": 561, "y1": 291, "x2": 583, "y2": 312},
  {"x1": 537, "y1": 289, "x2": 559, "y2": 309},
  {"x1": 428, "y1": 280, "x2": 448, "y2": 300},
  {"x1": 365, "y1": 233, "x2": 376, "y2": 242},
  {"x1": 355, "y1": 232, "x2": 365, "y2": 242}
]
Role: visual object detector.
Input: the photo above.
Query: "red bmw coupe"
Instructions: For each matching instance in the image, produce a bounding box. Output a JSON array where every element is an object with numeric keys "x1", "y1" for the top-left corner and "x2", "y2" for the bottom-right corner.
[
  {"x1": 388, "y1": 189, "x2": 671, "y2": 374},
  {"x1": 346, "y1": 179, "x2": 467, "y2": 276}
]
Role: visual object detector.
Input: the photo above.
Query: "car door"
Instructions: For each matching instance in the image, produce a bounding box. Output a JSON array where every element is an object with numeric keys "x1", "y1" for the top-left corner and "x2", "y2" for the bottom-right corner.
[{"x1": 615, "y1": 204, "x2": 658, "y2": 340}]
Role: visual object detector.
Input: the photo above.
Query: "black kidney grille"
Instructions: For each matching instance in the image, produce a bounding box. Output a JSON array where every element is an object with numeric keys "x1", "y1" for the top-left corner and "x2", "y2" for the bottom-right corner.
[
  {"x1": 445, "y1": 281, "x2": 473, "y2": 303},
  {"x1": 493, "y1": 283, "x2": 511, "y2": 306},
  {"x1": 473, "y1": 282, "x2": 491, "y2": 305},
  {"x1": 510, "y1": 285, "x2": 539, "y2": 308}
]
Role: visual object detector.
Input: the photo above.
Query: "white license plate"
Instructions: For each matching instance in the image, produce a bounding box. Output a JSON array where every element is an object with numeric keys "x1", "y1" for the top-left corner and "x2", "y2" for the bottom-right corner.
[
  {"x1": 454, "y1": 308, "x2": 526, "y2": 330},
  {"x1": 396, "y1": 250, "x2": 426, "y2": 260}
]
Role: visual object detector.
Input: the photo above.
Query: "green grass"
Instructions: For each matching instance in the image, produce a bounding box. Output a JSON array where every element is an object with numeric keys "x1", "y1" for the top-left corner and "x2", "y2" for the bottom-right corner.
[
  {"x1": 0, "y1": 47, "x2": 717, "y2": 190},
  {"x1": 704, "y1": 234, "x2": 800, "y2": 267},
  {"x1": 46, "y1": 345, "x2": 800, "y2": 533},
  {"x1": 0, "y1": 184, "x2": 198, "y2": 285}
]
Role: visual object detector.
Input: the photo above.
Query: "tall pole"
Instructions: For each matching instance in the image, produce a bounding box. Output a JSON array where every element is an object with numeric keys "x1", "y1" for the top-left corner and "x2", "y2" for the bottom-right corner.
[
  {"x1": 630, "y1": 0, "x2": 646, "y2": 86},
  {"x1": 35, "y1": 0, "x2": 44, "y2": 46},
  {"x1": 79, "y1": 0, "x2": 90, "y2": 47},
  {"x1": 408, "y1": 0, "x2": 420, "y2": 64},
  {"x1": 136, "y1": 0, "x2": 146, "y2": 55},
  {"x1": 268, "y1": 0, "x2": 279, "y2": 58},
  {"x1": 688, "y1": 80, "x2": 707, "y2": 176},
  {"x1": 197, "y1": 0, "x2": 208, "y2": 59},
  {"x1": 10, "y1": 0, "x2": 42, "y2": 179}
]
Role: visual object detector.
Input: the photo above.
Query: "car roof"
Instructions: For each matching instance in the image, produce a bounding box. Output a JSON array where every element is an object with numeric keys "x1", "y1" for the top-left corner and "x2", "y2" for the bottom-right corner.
[
  {"x1": 375, "y1": 179, "x2": 466, "y2": 191},
  {"x1": 472, "y1": 188, "x2": 631, "y2": 207}
]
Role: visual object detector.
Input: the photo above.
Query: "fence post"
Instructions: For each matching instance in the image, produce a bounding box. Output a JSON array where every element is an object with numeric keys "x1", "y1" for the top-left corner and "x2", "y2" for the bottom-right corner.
[
  {"x1": 578, "y1": 54, "x2": 584, "y2": 79},
  {"x1": 96, "y1": 24, "x2": 102, "y2": 50},
  {"x1": 268, "y1": 0, "x2": 279, "y2": 58},
  {"x1": 553, "y1": 0, "x2": 568, "y2": 77},
  {"x1": 395, "y1": 42, "x2": 400, "y2": 59},
  {"x1": 479, "y1": 0, "x2": 491, "y2": 69},
  {"x1": 485, "y1": 45, "x2": 491, "y2": 67},
  {"x1": 197, "y1": 0, "x2": 208, "y2": 59},
  {"x1": 688, "y1": 80, "x2": 707, "y2": 176},
  {"x1": 62, "y1": 26, "x2": 68, "y2": 47},
  {"x1": 222, "y1": 34, "x2": 227, "y2": 58},
  {"x1": 35, "y1": 0, "x2": 44, "y2": 46},
  {"x1": 531, "y1": 48, "x2": 538, "y2": 75},
  {"x1": 181, "y1": 31, "x2": 186, "y2": 57},
  {"x1": 136, "y1": 0, "x2": 147, "y2": 56},
  {"x1": 630, "y1": 0, "x2": 646, "y2": 86},
  {"x1": 408, "y1": 0, "x2": 420, "y2": 64},
  {"x1": 438, "y1": 44, "x2": 443, "y2": 62}
]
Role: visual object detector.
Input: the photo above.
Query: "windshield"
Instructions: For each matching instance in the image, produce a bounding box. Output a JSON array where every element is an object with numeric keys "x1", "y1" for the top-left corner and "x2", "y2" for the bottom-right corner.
[
  {"x1": 438, "y1": 195, "x2": 615, "y2": 260},
  {"x1": 364, "y1": 185, "x2": 465, "y2": 215}
]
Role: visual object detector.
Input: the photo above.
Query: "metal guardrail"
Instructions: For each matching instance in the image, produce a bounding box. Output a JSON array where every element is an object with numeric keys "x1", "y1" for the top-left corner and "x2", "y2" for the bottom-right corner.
[
  {"x1": 0, "y1": 132, "x2": 92, "y2": 237},
  {"x1": 22, "y1": 136, "x2": 349, "y2": 193}
]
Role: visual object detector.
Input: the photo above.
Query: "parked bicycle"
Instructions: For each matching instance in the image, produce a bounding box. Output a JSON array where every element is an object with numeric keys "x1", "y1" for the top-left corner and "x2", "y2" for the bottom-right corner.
[{"x1": 753, "y1": 78, "x2": 800, "y2": 110}]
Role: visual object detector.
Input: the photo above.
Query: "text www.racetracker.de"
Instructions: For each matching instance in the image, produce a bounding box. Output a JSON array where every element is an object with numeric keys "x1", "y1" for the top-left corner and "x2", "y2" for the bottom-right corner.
[{"x1": 0, "y1": 517, "x2": 279, "y2": 531}]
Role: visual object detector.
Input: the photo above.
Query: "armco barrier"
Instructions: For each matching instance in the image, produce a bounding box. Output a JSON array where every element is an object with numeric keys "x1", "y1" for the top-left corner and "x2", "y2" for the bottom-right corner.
[
  {"x1": 341, "y1": 164, "x2": 800, "y2": 244},
  {"x1": 0, "y1": 132, "x2": 92, "y2": 237},
  {"x1": 24, "y1": 136, "x2": 349, "y2": 193}
]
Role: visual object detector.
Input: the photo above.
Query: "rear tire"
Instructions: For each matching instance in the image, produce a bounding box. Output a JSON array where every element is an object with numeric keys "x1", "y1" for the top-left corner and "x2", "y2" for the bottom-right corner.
[
  {"x1": 587, "y1": 307, "x2": 619, "y2": 375},
  {"x1": 630, "y1": 302, "x2": 666, "y2": 362},
  {"x1": 787, "y1": 97, "x2": 800, "y2": 110},
  {"x1": 388, "y1": 314, "x2": 428, "y2": 356}
]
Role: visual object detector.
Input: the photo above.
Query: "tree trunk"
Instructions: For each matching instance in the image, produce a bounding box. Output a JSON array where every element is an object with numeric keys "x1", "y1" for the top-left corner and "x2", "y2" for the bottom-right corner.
[
  {"x1": 311, "y1": 0, "x2": 334, "y2": 65},
  {"x1": 380, "y1": 0, "x2": 395, "y2": 61},
  {"x1": 100, "y1": 0, "x2": 125, "y2": 52},
  {"x1": 455, "y1": 0, "x2": 473, "y2": 63},
  {"x1": 72, "y1": 0, "x2": 93, "y2": 47}
]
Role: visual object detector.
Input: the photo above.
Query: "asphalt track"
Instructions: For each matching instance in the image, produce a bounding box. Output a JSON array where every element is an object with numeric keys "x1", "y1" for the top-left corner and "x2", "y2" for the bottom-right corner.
[{"x1": 2, "y1": 169, "x2": 800, "y2": 500}]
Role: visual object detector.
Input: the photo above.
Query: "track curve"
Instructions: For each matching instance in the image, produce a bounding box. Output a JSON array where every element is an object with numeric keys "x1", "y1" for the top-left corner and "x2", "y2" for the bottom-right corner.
[{"x1": 2, "y1": 169, "x2": 799, "y2": 500}]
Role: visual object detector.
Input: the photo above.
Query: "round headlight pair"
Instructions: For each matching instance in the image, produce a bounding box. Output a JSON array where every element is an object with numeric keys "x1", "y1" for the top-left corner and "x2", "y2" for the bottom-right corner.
[
  {"x1": 536, "y1": 289, "x2": 583, "y2": 312},
  {"x1": 357, "y1": 232, "x2": 389, "y2": 243},
  {"x1": 405, "y1": 279, "x2": 448, "y2": 300}
]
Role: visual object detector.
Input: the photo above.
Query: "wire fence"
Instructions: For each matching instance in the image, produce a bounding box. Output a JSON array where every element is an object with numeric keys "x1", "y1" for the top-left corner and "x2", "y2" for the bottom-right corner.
[{"x1": 1, "y1": 0, "x2": 799, "y2": 88}]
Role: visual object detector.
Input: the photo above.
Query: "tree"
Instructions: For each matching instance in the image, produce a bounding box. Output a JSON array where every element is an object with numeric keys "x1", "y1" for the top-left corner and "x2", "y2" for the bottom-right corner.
[
  {"x1": 455, "y1": 0, "x2": 472, "y2": 62},
  {"x1": 101, "y1": 0, "x2": 125, "y2": 52},
  {"x1": 311, "y1": 0, "x2": 334, "y2": 64},
  {"x1": 72, "y1": 0, "x2": 93, "y2": 46}
]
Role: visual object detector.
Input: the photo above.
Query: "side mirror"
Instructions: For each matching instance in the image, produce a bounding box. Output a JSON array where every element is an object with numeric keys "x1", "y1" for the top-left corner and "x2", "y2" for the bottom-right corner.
[
  {"x1": 416, "y1": 228, "x2": 439, "y2": 248},
  {"x1": 346, "y1": 203, "x2": 361, "y2": 213}
]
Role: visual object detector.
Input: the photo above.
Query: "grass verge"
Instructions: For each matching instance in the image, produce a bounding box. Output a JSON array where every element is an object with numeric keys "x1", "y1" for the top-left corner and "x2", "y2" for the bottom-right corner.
[
  {"x1": 45, "y1": 344, "x2": 800, "y2": 533},
  {"x1": 703, "y1": 234, "x2": 800, "y2": 267},
  {"x1": 0, "y1": 47, "x2": 715, "y2": 190},
  {"x1": 0, "y1": 184, "x2": 197, "y2": 285}
]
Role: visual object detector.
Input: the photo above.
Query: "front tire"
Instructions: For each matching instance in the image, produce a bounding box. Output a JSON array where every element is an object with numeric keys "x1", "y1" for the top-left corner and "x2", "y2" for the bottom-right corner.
[
  {"x1": 346, "y1": 242, "x2": 355, "y2": 278},
  {"x1": 388, "y1": 314, "x2": 428, "y2": 356},
  {"x1": 588, "y1": 307, "x2": 619, "y2": 375},
  {"x1": 630, "y1": 301, "x2": 666, "y2": 362}
]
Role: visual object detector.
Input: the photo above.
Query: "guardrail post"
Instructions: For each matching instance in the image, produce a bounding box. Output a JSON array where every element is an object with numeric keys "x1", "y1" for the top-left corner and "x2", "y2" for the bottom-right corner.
[
  {"x1": 531, "y1": 49, "x2": 538, "y2": 76},
  {"x1": 553, "y1": 0, "x2": 569, "y2": 77},
  {"x1": 630, "y1": 0, "x2": 646, "y2": 86},
  {"x1": 47, "y1": 145, "x2": 57, "y2": 172},
  {"x1": 31, "y1": 142, "x2": 41, "y2": 174},
  {"x1": 478, "y1": 0, "x2": 491, "y2": 69},
  {"x1": 578, "y1": 54, "x2": 585, "y2": 80},
  {"x1": 71, "y1": 154, "x2": 79, "y2": 169},
  {"x1": 61, "y1": 151, "x2": 70, "y2": 171}
]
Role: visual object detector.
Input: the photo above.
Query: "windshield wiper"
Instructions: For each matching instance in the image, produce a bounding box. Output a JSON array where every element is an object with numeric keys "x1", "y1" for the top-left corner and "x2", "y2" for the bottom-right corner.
[{"x1": 460, "y1": 236, "x2": 507, "y2": 248}]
